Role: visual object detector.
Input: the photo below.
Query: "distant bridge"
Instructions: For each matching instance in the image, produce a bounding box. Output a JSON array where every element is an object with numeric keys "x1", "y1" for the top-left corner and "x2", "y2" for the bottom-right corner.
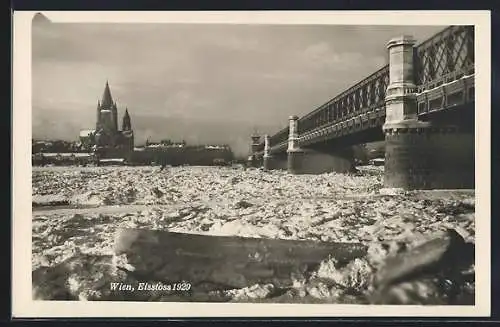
[{"x1": 250, "y1": 25, "x2": 475, "y2": 190}]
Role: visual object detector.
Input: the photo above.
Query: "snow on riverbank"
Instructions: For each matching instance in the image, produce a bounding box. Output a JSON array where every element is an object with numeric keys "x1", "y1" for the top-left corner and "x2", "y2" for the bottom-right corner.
[{"x1": 31, "y1": 166, "x2": 475, "y2": 303}]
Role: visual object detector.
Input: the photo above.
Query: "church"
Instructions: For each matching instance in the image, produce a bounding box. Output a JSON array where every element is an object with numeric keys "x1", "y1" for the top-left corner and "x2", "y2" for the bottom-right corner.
[{"x1": 80, "y1": 81, "x2": 134, "y2": 154}]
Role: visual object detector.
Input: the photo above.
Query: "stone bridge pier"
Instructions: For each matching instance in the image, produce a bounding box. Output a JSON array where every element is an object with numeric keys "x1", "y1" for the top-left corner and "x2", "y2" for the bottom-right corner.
[
  {"x1": 263, "y1": 134, "x2": 288, "y2": 171},
  {"x1": 248, "y1": 133, "x2": 263, "y2": 168},
  {"x1": 383, "y1": 35, "x2": 474, "y2": 189}
]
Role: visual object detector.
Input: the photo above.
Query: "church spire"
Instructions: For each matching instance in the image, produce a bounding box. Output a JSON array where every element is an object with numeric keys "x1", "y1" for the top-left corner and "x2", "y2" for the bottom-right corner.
[
  {"x1": 122, "y1": 107, "x2": 132, "y2": 131},
  {"x1": 101, "y1": 80, "x2": 114, "y2": 108}
]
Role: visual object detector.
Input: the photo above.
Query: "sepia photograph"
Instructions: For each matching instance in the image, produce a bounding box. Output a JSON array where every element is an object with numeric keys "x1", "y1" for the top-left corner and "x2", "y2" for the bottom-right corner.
[{"x1": 12, "y1": 11, "x2": 490, "y2": 318}]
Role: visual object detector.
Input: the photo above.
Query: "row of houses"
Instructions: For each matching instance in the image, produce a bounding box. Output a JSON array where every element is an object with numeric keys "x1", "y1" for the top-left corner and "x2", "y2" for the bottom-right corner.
[
  {"x1": 32, "y1": 144, "x2": 235, "y2": 167},
  {"x1": 32, "y1": 153, "x2": 126, "y2": 166}
]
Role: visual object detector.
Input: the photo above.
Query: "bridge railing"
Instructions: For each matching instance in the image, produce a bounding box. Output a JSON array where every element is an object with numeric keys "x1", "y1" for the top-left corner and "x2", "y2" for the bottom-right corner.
[
  {"x1": 270, "y1": 127, "x2": 289, "y2": 149},
  {"x1": 297, "y1": 64, "x2": 389, "y2": 136},
  {"x1": 414, "y1": 25, "x2": 474, "y2": 92}
]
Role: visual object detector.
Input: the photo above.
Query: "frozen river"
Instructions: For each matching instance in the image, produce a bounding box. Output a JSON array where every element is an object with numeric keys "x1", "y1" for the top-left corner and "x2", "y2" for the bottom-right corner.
[{"x1": 31, "y1": 165, "x2": 475, "y2": 304}]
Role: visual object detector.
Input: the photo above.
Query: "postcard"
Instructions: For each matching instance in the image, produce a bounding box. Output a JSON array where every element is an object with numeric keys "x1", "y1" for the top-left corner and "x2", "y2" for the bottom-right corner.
[{"x1": 12, "y1": 10, "x2": 491, "y2": 318}]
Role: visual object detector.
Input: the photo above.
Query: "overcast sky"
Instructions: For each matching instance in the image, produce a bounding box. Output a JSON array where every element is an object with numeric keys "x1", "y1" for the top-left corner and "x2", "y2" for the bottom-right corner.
[{"x1": 32, "y1": 13, "x2": 444, "y2": 156}]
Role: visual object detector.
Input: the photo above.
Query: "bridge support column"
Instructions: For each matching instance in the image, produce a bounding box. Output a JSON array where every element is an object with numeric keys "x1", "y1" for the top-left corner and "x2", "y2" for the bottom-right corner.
[
  {"x1": 287, "y1": 115, "x2": 305, "y2": 174},
  {"x1": 287, "y1": 149, "x2": 305, "y2": 174},
  {"x1": 248, "y1": 133, "x2": 262, "y2": 168},
  {"x1": 383, "y1": 35, "x2": 474, "y2": 189},
  {"x1": 263, "y1": 136, "x2": 288, "y2": 171},
  {"x1": 383, "y1": 35, "x2": 425, "y2": 189},
  {"x1": 263, "y1": 134, "x2": 275, "y2": 171}
]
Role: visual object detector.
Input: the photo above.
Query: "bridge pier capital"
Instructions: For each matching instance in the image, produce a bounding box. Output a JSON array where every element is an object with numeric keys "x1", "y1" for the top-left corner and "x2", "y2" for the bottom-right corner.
[
  {"x1": 287, "y1": 115, "x2": 300, "y2": 152},
  {"x1": 384, "y1": 35, "x2": 419, "y2": 125}
]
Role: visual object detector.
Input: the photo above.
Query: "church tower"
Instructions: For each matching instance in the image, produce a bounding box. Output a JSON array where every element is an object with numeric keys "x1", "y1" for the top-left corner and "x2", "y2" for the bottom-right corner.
[
  {"x1": 98, "y1": 80, "x2": 118, "y2": 133},
  {"x1": 122, "y1": 108, "x2": 132, "y2": 131},
  {"x1": 121, "y1": 107, "x2": 134, "y2": 151},
  {"x1": 90, "y1": 80, "x2": 134, "y2": 154}
]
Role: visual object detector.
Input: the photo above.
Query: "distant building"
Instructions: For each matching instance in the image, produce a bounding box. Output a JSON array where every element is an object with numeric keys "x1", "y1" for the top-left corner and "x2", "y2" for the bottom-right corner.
[
  {"x1": 79, "y1": 81, "x2": 134, "y2": 154},
  {"x1": 79, "y1": 130, "x2": 95, "y2": 148}
]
